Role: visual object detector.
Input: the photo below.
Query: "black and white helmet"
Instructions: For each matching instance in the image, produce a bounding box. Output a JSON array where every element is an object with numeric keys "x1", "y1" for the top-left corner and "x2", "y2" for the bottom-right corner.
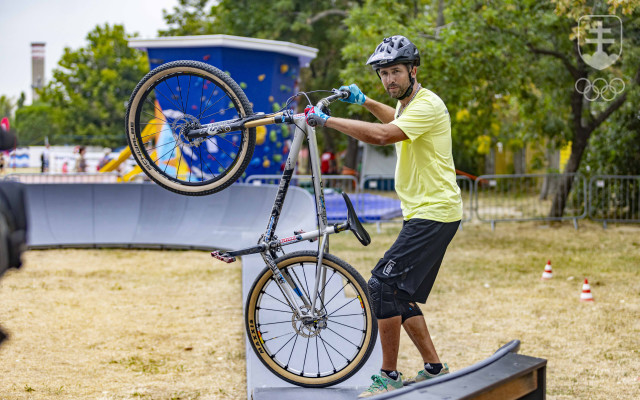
[{"x1": 366, "y1": 35, "x2": 421, "y2": 70}]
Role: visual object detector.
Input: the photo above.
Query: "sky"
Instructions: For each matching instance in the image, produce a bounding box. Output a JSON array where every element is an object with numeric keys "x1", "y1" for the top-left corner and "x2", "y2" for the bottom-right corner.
[{"x1": 0, "y1": 0, "x2": 180, "y2": 106}]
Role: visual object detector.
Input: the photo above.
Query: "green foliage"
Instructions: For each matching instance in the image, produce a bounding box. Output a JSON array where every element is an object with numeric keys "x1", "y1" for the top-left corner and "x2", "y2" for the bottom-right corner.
[
  {"x1": 0, "y1": 95, "x2": 14, "y2": 119},
  {"x1": 39, "y1": 24, "x2": 149, "y2": 147},
  {"x1": 342, "y1": 0, "x2": 640, "y2": 175},
  {"x1": 13, "y1": 102, "x2": 56, "y2": 145}
]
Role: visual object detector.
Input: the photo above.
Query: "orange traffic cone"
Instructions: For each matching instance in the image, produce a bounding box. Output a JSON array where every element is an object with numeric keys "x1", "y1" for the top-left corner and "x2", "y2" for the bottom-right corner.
[
  {"x1": 541, "y1": 260, "x2": 553, "y2": 280},
  {"x1": 580, "y1": 278, "x2": 594, "y2": 302}
]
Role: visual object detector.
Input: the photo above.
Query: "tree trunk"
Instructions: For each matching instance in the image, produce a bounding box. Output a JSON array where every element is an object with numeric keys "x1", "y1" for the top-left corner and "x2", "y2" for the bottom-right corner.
[
  {"x1": 548, "y1": 127, "x2": 589, "y2": 217},
  {"x1": 342, "y1": 136, "x2": 359, "y2": 175}
]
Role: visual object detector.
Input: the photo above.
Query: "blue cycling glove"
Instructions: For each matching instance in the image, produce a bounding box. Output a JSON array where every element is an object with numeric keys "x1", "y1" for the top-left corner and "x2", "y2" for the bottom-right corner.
[
  {"x1": 339, "y1": 84, "x2": 366, "y2": 105},
  {"x1": 304, "y1": 106, "x2": 330, "y2": 127}
]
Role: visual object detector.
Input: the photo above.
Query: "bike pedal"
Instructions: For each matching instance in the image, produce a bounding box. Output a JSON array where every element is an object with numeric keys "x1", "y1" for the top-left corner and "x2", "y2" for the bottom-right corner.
[{"x1": 211, "y1": 250, "x2": 236, "y2": 263}]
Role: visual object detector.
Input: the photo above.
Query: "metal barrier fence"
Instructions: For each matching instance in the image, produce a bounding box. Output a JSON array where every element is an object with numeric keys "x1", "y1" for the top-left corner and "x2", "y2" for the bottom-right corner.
[
  {"x1": 588, "y1": 175, "x2": 640, "y2": 228},
  {"x1": 474, "y1": 173, "x2": 587, "y2": 230},
  {"x1": 362, "y1": 174, "x2": 474, "y2": 225},
  {"x1": 3, "y1": 173, "x2": 121, "y2": 184}
]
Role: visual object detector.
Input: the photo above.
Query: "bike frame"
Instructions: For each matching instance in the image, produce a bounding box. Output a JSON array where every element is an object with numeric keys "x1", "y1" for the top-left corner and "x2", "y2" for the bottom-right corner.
[{"x1": 215, "y1": 111, "x2": 348, "y2": 320}]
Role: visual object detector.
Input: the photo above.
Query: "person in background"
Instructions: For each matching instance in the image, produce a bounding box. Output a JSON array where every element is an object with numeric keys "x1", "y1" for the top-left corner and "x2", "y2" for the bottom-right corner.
[
  {"x1": 97, "y1": 148, "x2": 112, "y2": 171},
  {"x1": 75, "y1": 146, "x2": 87, "y2": 173}
]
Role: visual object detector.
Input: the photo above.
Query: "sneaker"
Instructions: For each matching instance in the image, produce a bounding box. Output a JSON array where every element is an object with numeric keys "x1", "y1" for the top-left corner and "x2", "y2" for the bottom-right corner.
[
  {"x1": 404, "y1": 363, "x2": 450, "y2": 385},
  {"x1": 357, "y1": 371, "x2": 404, "y2": 398}
]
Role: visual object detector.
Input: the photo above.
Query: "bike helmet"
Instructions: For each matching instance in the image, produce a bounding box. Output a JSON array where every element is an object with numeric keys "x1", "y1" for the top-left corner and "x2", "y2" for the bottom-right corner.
[{"x1": 366, "y1": 35, "x2": 421, "y2": 70}]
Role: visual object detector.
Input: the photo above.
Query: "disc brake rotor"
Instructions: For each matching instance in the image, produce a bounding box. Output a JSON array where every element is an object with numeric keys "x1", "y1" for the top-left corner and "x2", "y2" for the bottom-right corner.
[{"x1": 171, "y1": 114, "x2": 205, "y2": 147}]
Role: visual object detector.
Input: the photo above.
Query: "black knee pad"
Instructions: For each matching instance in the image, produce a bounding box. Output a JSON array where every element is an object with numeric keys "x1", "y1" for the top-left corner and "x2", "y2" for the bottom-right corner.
[
  {"x1": 399, "y1": 301, "x2": 423, "y2": 323},
  {"x1": 368, "y1": 276, "x2": 401, "y2": 319}
]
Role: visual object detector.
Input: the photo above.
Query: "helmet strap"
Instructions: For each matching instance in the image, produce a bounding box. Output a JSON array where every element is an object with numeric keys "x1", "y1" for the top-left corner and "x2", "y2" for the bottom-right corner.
[{"x1": 397, "y1": 64, "x2": 415, "y2": 100}]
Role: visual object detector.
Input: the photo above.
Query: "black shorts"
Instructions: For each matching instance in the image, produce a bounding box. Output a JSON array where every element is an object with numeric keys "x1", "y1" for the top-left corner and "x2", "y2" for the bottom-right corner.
[{"x1": 371, "y1": 218, "x2": 459, "y2": 303}]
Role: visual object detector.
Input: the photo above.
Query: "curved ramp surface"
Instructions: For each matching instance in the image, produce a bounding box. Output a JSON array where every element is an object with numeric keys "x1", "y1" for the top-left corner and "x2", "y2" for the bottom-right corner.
[
  {"x1": 254, "y1": 340, "x2": 546, "y2": 400},
  {"x1": 25, "y1": 183, "x2": 315, "y2": 250}
]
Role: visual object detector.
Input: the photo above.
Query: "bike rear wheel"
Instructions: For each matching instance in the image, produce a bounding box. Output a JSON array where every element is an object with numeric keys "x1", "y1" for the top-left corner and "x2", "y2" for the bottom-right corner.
[
  {"x1": 245, "y1": 251, "x2": 377, "y2": 387},
  {"x1": 125, "y1": 60, "x2": 255, "y2": 196}
]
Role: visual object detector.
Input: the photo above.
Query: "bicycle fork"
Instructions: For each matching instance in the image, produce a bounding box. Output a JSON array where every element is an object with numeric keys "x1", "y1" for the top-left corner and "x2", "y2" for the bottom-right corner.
[{"x1": 261, "y1": 248, "x2": 329, "y2": 321}]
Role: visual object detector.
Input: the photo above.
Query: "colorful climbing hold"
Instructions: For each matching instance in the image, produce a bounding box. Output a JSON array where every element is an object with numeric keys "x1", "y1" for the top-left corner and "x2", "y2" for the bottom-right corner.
[
  {"x1": 258, "y1": 74, "x2": 266, "y2": 81},
  {"x1": 256, "y1": 126, "x2": 267, "y2": 145}
]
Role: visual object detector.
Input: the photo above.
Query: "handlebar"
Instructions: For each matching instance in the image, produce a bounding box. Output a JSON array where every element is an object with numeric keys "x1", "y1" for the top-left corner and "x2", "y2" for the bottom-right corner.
[{"x1": 315, "y1": 89, "x2": 350, "y2": 109}]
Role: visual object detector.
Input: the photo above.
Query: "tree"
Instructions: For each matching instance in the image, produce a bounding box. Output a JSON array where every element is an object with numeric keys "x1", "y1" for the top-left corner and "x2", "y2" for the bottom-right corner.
[
  {"x1": 39, "y1": 24, "x2": 149, "y2": 147},
  {"x1": 0, "y1": 95, "x2": 14, "y2": 119},
  {"x1": 13, "y1": 102, "x2": 56, "y2": 146}
]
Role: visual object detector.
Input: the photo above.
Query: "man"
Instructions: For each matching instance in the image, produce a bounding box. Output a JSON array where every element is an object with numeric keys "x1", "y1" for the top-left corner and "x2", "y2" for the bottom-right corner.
[{"x1": 305, "y1": 35, "x2": 462, "y2": 397}]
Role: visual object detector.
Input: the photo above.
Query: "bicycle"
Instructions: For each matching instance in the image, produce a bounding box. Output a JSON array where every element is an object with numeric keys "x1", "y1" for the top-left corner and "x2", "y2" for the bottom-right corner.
[{"x1": 125, "y1": 60, "x2": 377, "y2": 387}]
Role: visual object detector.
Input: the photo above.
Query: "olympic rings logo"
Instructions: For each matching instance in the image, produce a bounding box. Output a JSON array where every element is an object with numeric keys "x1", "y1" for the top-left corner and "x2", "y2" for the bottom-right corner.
[{"x1": 575, "y1": 77, "x2": 625, "y2": 102}]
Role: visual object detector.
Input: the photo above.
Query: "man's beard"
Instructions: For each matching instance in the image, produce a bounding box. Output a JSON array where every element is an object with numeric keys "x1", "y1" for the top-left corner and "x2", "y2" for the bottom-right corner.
[{"x1": 386, "y1": 82, "x2": 409, "y2": 99}]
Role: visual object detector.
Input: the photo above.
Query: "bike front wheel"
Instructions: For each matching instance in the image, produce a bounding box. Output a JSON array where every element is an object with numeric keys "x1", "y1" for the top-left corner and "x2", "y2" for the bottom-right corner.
[
  {"x1": 125, "y1": 60, "x2": 256, "y2": 196},
  {"x1": 245, "y1": 251, "x2": 377, "y2": 387}
]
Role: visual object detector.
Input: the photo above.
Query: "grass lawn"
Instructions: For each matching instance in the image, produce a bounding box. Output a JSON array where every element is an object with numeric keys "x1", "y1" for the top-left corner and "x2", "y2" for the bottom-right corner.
[{"x1": 0, "y1": 220, "x2": 638, "y2": 399}]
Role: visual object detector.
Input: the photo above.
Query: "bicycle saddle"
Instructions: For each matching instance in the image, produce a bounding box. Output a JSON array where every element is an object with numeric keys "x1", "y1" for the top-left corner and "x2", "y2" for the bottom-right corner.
[{"x1": 342, "y1": 192, "x2": 371, "y2": 246}]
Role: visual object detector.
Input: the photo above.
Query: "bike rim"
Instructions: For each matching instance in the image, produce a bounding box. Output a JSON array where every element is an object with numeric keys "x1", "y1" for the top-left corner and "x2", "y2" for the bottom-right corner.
[
  {"x1": 251, "y1": 258, "x2": 372, "y2": 383},
  {"x1": 131, "y1": 67, "x2": 250, "y2": 190}
]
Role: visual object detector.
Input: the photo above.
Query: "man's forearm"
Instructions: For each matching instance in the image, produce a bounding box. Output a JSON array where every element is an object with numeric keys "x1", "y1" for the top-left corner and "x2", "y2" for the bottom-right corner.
[
  {"x1": 363, "y1": 98, "x2": 396, "y2": 124},
  {"x1": 324, "y1": 117, "x2": 407, "y2": 146}
]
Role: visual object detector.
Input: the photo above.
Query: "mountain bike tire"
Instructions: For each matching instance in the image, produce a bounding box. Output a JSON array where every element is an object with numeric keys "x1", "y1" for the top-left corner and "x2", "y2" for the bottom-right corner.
[
  {"x1": 245, "y1": 251, "x2": 377, "y2": 387},
  {"x1": 125, "y1": 60, "x2": 255, "y2": 196}
]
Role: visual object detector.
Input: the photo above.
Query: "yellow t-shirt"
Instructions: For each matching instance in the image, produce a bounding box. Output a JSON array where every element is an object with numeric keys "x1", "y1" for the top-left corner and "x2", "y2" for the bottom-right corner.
[{"x1": 390, "y1": 88, "x2": 463, "y2": 222}]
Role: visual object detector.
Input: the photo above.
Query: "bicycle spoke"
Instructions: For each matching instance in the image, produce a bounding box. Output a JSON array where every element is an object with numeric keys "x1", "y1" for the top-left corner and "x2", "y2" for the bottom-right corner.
[
  {"x1": 257, "y1": 307, "x2": 294, "y2": 314},
  {"x1": 262, "y1": 290, "x2": 293, "y2": 309},
  {"x1": 154, "y1": 143, "x2": 180, "y2": 166},
  {"x1": 147, "y1": 138, "x2": 178, "y2": 153},
  {"x1": 206, "y1": 137, "x2": 237, "y2": 161},
  {"x1": 176, "y1": 75, "x2": 186, "y2": 112},
  {"x1": 176, "y1": 143, "x2": 184, "y2": 180},
  {"x1": 329, "y1": 312, "x2": 366, "y2": 318},
  {"x1": 185, "y1": 75, "x2": 191, "y2": 113},
  {"x1": 263, "y1": 332, "x2": 294, "y2": 343},
  {"x1": 198, "y1": 92, "x2": 229, "y2": 121},
  {"x1": 291, "y1": 267, "x2": 311, "y2": 303},
  {"x1": 142, "y1": 98, "x2": 170, "y2": 124},
  {"x1": 322, "y1": 281, "x2": 349, "y2": 309},
  {"x1": 201, "y1": 105, "x2": 238, "y2": 122},
  {"x1": 286, "y1": 334, "x2": 300, "y2": 368},
  {"x1": 327, "y1": 297, "x2": 357, "y2": 316},
  {"x1": 301, "y1": 263, "x2": 312, "y2": 301},
  {"x1": 326, "y1": 327, "x2": 360, "y2": 348},
  {"x1": 318, "y1": 333, "x2": 350, "y2": 361},
  {"x1": 198, "y1": 144, "x2": 205, "y2": 182},
  {"x1": 316, "y1": 336, "x2": 320, "y2": 375},
  {"x1": 163, "y1": 145, "x2": 176, "y2": 175},
  {"x1": 272, "y1": 333, "x2": 297, "y2": 356},
  {"x1": 163, "y1": 79, "x2": 186, "y2": 114},
  {"x1": 302, "y1": 337, "x2": 310, "y2": 374},
  {"x1": 258, "y1": 320, "x2": 291, "y2": 326},
  {"x1": 198, "y1": 76, "x2": 205, "y2": 117},
  {"x1": 329, "y1": 319, "x2": 363, "y2": 332},
  {"x1": 320, "y1": 334, "x2": 337, "y2": 372},
  {"x1": 216, "y1": 134, "x2": 241, "y2": 149}
]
